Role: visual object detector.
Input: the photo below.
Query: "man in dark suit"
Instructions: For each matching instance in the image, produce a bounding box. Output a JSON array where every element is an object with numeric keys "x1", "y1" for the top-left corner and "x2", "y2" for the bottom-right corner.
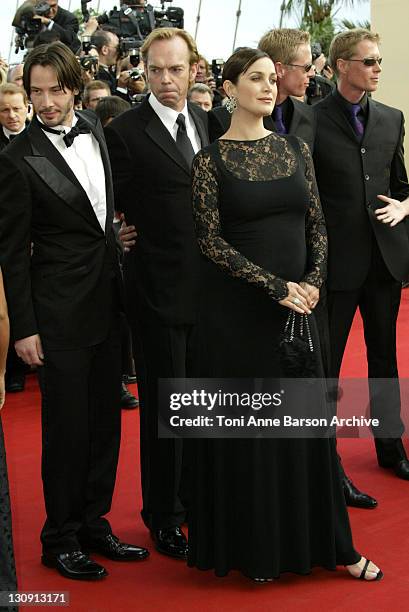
[
  {"x1": 0, "y1": 42, "x2": 148, "y2": 580},
  {"x1": 314, "y1": 29, "x2": 409, "y2": 493},
  {"x1": 209, "y1": 29, "x2": 316, "y2": 151},
  {"x1": 105, "y1": 28, "x2": 209, "y2": 559},
  {"x1": 33, "y1": 0, "x2": 80, "y2": 52},
  {"x1": 0, "y1": 83, "x2": 28, "y2": 150}
]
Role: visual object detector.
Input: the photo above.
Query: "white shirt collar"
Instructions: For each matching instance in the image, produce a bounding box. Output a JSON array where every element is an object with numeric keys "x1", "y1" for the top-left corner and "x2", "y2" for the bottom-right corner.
[
  {"x1": 148, "y1": 93, "x2": 189, "y2": 132},
  {"x1": 3, "y1": 125, "x2": 25, "y2": 139}
]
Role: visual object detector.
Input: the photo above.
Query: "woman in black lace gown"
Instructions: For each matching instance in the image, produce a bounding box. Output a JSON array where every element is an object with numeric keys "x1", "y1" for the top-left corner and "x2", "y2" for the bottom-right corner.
[
  {"x1": 0, "y1": 268, "x2": 18, "y2": 601},
  {"x1": 188, "y1": 48, "x2": 381, "y2": 582}
]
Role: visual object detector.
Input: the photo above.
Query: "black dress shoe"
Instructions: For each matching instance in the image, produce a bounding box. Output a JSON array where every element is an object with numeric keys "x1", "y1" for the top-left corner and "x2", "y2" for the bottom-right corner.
[
  {"x1": 42, "y1": 551, "x2": 107, "y2": 580},
  {"x1": 83, "y1": 534, "x2": 149, "y2": 561},
  {"x1": 150, "y1": 527, "x2": 188, "y2": 559},
  {"x1": 5, "y1": 373, "x2": 26, "y2": 393},
  {"x1": 377, "y1": 439, "x2": 409, "y2": 480},
  {"x1": 342, "y1": 477, "x2": 378, "y2": 509},
  {"x1": 121, "y1": 382, "x2": 139, "y2": 409}
]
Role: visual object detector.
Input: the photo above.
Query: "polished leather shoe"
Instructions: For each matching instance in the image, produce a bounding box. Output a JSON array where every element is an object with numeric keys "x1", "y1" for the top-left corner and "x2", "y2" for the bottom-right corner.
[
  {"x1": 377, "y1": 439, "x2": 409, "y2": 480},
  {"x1": 151, "y1": 526, "x2": 188, "y2": 559},
  {"x1": 5, "y1": 373, "x2": 25, "y2": 393},
  {"x1": 342, "y1": 477, "x2": 378, "y2": 509},
  {"x1": 379, "y1": 458, "x2": 409, "y2": 480},
  {"x1": 83, "y1": 534, "x2": 149, "y2": 561},
  {"x1": 41, "y1": 551, "x2": 107, "y2": 580},
  {"x1": 121, "y1": 383, "x2": 139, "y2": 409}
]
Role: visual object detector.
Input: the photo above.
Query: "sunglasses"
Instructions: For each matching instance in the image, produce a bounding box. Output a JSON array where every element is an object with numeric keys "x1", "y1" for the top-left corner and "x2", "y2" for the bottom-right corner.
[
  {"x1": 285, "y1": 63, "x2": 315, "y2": 73},
  {"x1": 348, "y1": 57, "x2": 383, "y2": 67}
]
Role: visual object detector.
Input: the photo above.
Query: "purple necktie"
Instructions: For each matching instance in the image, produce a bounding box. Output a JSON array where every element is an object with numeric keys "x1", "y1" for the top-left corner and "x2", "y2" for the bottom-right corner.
[
  {"x1": 273, "y1": 104, "x2": 287, "y2": 135},
  {"x1": 349, "y1": 103, "x2": 365, "y2": 139}
]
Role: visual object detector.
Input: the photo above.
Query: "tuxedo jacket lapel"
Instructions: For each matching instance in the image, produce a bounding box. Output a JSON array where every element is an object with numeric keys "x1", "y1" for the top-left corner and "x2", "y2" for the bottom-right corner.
[
  {"x1": 141, "y1": 100, "x2": 191, "y2": 175},
  {"x1": 79, "y1": 111, "x2": 115, "y2": 233},
  {"x1": 25, "y1": 117, "x2": 103, "y2": 232}
]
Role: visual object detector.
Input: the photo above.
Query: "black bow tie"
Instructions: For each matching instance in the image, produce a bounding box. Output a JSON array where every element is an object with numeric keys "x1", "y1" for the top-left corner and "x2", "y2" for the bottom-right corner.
[{"x1": 40, "y1": 117, "x2": 92, "y2": 147}]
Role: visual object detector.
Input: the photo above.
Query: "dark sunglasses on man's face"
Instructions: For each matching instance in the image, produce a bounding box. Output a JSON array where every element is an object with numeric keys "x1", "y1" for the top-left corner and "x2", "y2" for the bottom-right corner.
[
  {"x1": 285, "y1": 63, "x2": 315, "y2": 73},
  {"x1": 348, "y1": 57, "x2": 383, "y2": 67}
]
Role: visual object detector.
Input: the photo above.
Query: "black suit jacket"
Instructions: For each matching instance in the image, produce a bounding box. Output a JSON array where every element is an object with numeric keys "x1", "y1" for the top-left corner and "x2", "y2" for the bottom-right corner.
[
  {"x1": 105, "y1": 96, "x2": 209, "y2": 325},
  {"x1": 52, "y1": 6, "x2": 80, "y2": 52},
  {"x1": 0, "y1": 111, "x2": 122, "y2": 349},
  {"x1": 208, "y1": 96, "x2": 316, "y2": 152},
  {"x1": 0, "y1": 130, "x2": 9, "y2": 151},
  {"x1": 313, "y1": 90, "x2": 409, "y2": 290}
]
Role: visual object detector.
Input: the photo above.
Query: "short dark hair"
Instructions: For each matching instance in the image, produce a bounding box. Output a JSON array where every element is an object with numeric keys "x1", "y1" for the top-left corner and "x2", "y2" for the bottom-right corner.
[
  {"x1": 33, "y1": 29, "x2": 61, "y2": 47},
  {"x1": 23, "y1": 42, "x2": 82, "y2": 94},
  {"x1": 92, "y1": 29, "x2": 117, "y2": 53},
  {"x1": 94, "y1": 95, "x2": 131, "y2": 127},
  {"x1": 222, "y1": 47, "x2": 270, "y2": 85}
]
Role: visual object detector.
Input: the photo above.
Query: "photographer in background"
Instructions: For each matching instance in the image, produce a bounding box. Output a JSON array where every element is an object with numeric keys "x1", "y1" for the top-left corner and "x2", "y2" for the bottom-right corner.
[
  {"x1": 93, "y1": 29, "x2": 121, "y2": 93},
  {"x1": 305, "y1": 41, "x2": 335, "y2": 106},
  {"x1": 32, "y1": 0, "x2": 80, "y2": 53},
  {"x1": 83, "y1": 80, "x2": 111, "y2": 110}
]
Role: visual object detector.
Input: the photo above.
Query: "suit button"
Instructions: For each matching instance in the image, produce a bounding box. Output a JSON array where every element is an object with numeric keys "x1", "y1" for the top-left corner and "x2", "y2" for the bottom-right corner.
[
  {"x1": 365, "y1": 174, "x2": 370, "y2": 180},
  {"x1": 361, "y1": 147, "x2": 366, "y2": 154}
]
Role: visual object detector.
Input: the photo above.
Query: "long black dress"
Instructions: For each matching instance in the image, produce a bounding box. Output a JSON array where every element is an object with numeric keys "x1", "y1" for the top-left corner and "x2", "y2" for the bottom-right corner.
[
  {"x1": 187, "y1": 133, "x2": 360, "y2": 579},
  {"x1": 0, "y1": 418, "x2": 17, "y2": 601}
]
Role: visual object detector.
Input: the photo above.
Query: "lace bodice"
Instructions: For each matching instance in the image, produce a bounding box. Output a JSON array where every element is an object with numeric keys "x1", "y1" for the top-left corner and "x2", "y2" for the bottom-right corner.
[{"x1": 192, "y1": 133, "x2": 327, "y2": 301}]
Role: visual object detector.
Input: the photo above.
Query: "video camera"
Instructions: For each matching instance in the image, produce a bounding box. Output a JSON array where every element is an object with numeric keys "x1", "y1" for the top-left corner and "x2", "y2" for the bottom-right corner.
[
  {"x1": 82, "y1": 1, "x2": 184, "y2": 64},
  {"x1": 211, "y1": 59, "x2": 224, "y2": 88},
  {"x1": 12, "y1": 0, "x2": 52, "y2": 52}
]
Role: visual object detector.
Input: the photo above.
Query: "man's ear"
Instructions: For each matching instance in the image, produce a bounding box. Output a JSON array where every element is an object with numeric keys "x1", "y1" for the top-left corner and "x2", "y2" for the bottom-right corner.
[
  {"x1": 189, "y1": 62, "x2": 198, "y2": 86},
  {"x1": 337, "y1": 58, "x2": 347, "y2": 76},
  {"x1": 274, "y1": 61, "x2": 285, "y2": 79}
]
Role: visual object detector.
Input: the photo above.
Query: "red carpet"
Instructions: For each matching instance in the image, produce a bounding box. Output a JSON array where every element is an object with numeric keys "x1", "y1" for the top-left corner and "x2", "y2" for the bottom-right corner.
[{"x1": 3, "y1": 292, "x2": 409, "y2": 611}]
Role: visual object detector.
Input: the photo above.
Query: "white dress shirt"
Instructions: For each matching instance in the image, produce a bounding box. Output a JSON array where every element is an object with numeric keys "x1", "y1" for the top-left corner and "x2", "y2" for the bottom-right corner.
[
  {"x1": 38, "y1": 114, "x2": 107, "y2": 232},
  {"x1": 149, "y1": 93, "x2": 201, "y2": 153}
]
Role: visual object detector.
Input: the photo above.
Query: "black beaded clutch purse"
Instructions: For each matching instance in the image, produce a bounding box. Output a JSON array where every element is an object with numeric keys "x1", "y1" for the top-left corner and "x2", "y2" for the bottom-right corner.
[{"x1": 278, "y1": 311, "x2": 318, "y2": 378}]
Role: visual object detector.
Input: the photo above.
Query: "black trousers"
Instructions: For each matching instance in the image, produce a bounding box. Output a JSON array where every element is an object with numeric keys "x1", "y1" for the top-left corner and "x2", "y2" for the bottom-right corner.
[
  {"x1": 327, "y1": 241, "x2": 405, "y2": 463},
  {"x1": 38, "y1": 316, "x2": 122, "y2": 554},
  {"x1": 135, "y1": 321, "x2": 197, "y2": 530}
]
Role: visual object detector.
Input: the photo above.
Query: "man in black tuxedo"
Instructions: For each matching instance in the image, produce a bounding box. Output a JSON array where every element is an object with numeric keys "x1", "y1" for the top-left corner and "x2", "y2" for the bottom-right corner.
[
  {"x1": 33, "y1": 0, "x2": 80, "y2": 53},
  {"x1": 0, "y1": 42, "x2": 148, "y2": 580},
  {"x1": 314, "y1": 29, "x2": 409, "y2": 492},
  {"x1": 105, "y1": 28, "x2": 209, "y2": 559},
  {"x1": 209, "y1": 29, "x2": 316, "y2": 151}
]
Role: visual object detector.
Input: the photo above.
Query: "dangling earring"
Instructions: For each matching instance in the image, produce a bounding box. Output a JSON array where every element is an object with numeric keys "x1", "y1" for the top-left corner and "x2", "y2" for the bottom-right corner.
[{"x1": 226, "y1": 96, "x2": 237, "y2": 114}]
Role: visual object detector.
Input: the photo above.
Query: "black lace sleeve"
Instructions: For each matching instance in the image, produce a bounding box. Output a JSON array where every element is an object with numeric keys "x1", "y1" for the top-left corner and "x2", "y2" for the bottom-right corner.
[
  {"x1": 192, "y1": 149, "x2": 288, "y2": 301},
  {"x1": 298, "y1": 139, "x2": 328, "y2": 288}
]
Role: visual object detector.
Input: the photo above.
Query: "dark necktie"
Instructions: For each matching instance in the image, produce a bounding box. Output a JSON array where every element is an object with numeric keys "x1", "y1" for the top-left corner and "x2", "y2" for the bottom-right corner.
[
  {"x1": 176, "y1": 113, "x2": 195, "y2": 167},
  {"x1": 40, "y1": 117, "x2": 92, "y2": 147},
  {"x1": 273, "y1": 104, "x2": 287, "y2": 135},
  {"x1": 8, "y1": 134, "x2": 17, "y2": 141},
  {"x1": 348, "y1": 104, "x2": 365, "y2": 139}
]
